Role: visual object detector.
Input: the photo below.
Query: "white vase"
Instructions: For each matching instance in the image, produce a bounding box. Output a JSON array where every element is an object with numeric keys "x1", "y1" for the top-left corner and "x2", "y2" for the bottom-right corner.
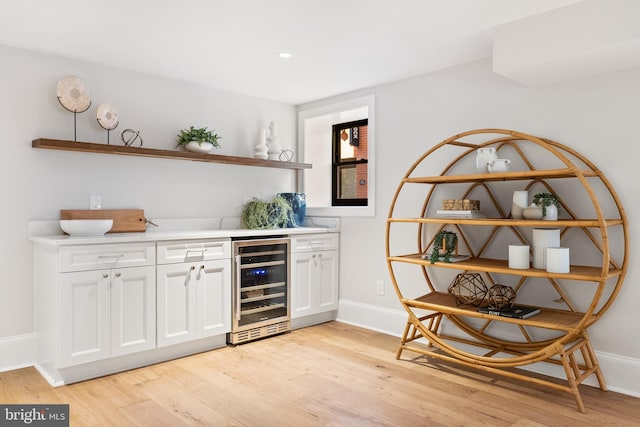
[
  {"x1": 532, "y1": 228, "x2": 560, "y2": 269},
  {"x1": 512, "y1": 190, "x2": 528, "y2": 219},
  {"x1": 267, "y1": 121, "x2": 282, "y2": 160},
  {"x1": 523, "y1": 204, "x2": 543, "y2": 220},
  {"x1": 508, "y1": 245, "x2": 530, "y2": 269},
  {"x1": 543, "y1": 204, "x2": 558, "y2": 220},
  {"x1": 185, "y1": 141, "x2": 213, "y2": 153},
  {"x1": 476, "y1": 147, "x2": 497, "y2": 173},
  {"x1": 546, "y1": 247, "x2": 570, "y2": 273},
  {"x1": 254, "y1": 129, "x2": 268, "y2": 159}
]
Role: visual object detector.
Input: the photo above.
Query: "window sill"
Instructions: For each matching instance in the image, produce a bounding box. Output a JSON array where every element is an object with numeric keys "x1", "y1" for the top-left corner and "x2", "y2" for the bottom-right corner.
[{"x1": 307, "y1": 205, "x2": 374, "y2": 218}]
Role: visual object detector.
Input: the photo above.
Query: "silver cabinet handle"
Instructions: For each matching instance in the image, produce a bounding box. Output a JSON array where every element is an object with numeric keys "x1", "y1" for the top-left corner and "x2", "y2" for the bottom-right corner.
[
  {"x1": 102, "y1": 273, "x2": 109, "y2": 279},
  {"x1": 115, "y1": 272, "x2": 121, "y2": 278}
]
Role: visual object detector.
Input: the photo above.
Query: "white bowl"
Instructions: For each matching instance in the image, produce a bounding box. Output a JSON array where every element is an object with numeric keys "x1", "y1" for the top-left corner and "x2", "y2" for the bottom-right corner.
[{"x1": 60, "y1": 219, "x2": 113, "y2": 236}]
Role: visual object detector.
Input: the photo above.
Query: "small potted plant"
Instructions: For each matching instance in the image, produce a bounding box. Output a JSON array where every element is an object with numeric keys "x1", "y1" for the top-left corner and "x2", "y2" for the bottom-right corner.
[
  {"x1": 429, "y1": 230, "x2": 458, "y2": 264},
  {"x1": 532, "y1": 192, "x2": 561, "y2": 220},
  {"x1": 176, "y1": 126, "x2": 221, "y2": 153},
  {"x1": 241, "y1": 196, "x2": 292, "y2": 229}
]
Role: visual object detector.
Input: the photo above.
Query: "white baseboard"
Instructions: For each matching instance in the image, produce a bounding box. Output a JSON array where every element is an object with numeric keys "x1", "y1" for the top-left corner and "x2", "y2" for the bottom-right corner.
[
  {"x1": 337, "y1": 298, "x2": 640, "y2": 398},
  {"x1": 0, "y1": 333, "x2": 35, "y2": 373}
]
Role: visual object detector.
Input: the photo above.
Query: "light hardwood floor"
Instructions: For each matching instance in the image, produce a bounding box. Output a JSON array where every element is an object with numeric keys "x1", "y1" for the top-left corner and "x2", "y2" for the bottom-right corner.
[{"x1": 2, "y1": 321, "x2": 639, "y2": 426}]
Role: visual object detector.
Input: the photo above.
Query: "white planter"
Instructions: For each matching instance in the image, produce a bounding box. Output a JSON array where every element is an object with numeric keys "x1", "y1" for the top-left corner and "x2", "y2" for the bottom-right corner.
[
  {"x1": 532, "y1": 228, "x2": 560, "y2": 269},
  {"x1": 185, "y1": 141, "x2": 214, "y2": 153},
  {"x1": 543, "y1": 204, "x2": 558, "y2": 220}
]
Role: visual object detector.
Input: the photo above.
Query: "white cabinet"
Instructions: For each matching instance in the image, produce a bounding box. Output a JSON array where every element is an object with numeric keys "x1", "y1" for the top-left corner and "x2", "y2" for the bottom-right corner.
[
  {"x1": 156, "y1": 239, "x2": 231, "y2": 347},
  {"x1": 290, "y1": 234, "x2": 339, "y2": 319},
  {"x1": 59, "y1": 265, "x2": 156, "y2": 367},
  {"x1": 57, "y1": 243, "x2": 156, "y2": 368}
]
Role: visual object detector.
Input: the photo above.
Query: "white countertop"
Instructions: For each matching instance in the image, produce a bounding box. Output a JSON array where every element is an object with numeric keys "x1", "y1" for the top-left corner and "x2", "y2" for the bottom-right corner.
[{"x1": 28, "y1": 217, "x2": 339, "y2": 246}]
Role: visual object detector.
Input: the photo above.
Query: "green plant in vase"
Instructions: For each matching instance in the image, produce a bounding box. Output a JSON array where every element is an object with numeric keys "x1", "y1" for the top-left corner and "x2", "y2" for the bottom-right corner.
[
  {"x1": 176, "y1": 126, "x2": 221, "y2": 149},
  {"x1": 241, "y1": 196, "x2": 292, "y2": 229},
  {"x1": 532, "y1": 192, "x2": 561, "y2": 217},
  {"x1": 429, "y1": 230, "x2": 458, "y2": 264}
]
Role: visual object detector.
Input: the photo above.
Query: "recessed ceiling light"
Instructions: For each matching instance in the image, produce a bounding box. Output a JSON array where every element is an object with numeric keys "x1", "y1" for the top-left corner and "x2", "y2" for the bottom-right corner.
[{"x1": 279, "y1": 52, "x2": 292, "y2": 59}]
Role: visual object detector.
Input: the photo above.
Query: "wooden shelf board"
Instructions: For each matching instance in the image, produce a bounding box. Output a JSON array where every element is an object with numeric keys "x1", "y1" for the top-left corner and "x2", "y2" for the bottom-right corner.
[
  {"x1": 32, "y1": 138, "x2": 312, "y2": 170},
  {"x1": 388, "y1": 254, "x2": 621, "y2": 282},
  {"x1": 402, "y1": 292, "x2": 591, "y2": 332},
  {"x1": 388, "y1": 217, "x2": 623, "y2": 227},
  {"x1": 403, "y1": 168, "x2": 598, "y2": 184}
]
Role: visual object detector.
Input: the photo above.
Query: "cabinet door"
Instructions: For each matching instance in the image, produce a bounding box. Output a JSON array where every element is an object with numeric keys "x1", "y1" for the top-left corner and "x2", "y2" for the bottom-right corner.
[
  {"x1": 110, "y1": 266, "x2": 156, "y2": 357},
  {"x1": 317, "y1": 250, "x2": 339, "y2": 312},
  {"x1": 195, "y1": 259, "x2": 231, "y2": 338},
  {"x1": 59, "y1": 270, "x2": 110, "y2": 367},
  {"x1": 156, "y1": 263, "x2": 197, "y2": 347},
  {"x1": 291, "y1": 252, "x2": 314, "y2": 318}
]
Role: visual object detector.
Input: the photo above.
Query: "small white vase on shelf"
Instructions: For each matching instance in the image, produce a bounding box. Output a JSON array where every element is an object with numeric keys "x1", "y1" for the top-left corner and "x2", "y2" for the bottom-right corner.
[
  {"x1": 543, "y1": 204, "x2": 558, "y2": 221},
  {"x1": 532, "y1": 228, "x2": 560, "y2": 269},
  {"x1": 475, "y1": 147, "x2": 497, "y2": 173},
  {"x1": 185, "y1": 141, "x2": 213, "y2": 153},
  {"x1": 267, "y1": 121, "x2": 282, "y2": 160},
  {"x1": 512, "y1": 190, "x2": 528, "y2": 219},
  {"x1": 254, "y1": 129, "x2": 268, "y2": 159},
  {"x1": 546, "y1": 247, "x2": 570, "y2": 273},
  {"x1": 523, "y1": 204, "x2": 543, "y2": 220}
]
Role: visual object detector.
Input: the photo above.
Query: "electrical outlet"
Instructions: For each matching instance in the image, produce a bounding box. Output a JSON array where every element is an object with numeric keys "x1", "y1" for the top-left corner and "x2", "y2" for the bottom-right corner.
[
  {"x1": 90, "y1": 195, "x2": 102, "y2": 210},
  {"x1": 376, "y1": 279, "x2": 385, "y2": 296}
]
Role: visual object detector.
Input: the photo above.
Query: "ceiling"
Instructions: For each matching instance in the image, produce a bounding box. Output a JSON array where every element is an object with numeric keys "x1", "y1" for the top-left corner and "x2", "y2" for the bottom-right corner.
[{"x1": 0, "y1": 0, "x2": 581, "y2": 105}]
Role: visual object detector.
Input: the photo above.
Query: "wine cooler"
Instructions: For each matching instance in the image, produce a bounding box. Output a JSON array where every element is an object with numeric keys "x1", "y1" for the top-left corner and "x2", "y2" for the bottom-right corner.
[{"x1": 228, "y1": 237, "x2": 291, "y2": 344}]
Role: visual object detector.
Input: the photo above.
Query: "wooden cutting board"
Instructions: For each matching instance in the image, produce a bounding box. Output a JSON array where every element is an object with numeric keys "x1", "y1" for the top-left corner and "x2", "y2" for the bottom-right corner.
[{"x1": 60, "y1": 209, "x2": 147, "y2": 233}]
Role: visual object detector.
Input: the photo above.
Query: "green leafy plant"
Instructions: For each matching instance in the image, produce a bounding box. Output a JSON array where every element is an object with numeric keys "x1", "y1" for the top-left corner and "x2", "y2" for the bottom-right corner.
[
  {"x1": 176, "y1": 126, "x2": 221, "y2": 148},
  {"x1": 429, "y1": 230, "x2": 458, "y2": 264},
  {"x1": 532, "y1": 192, "x2": 560, "y2": 217},
  {"x1": 241, "y1": 196, "x2": 292, "y2": 229}
]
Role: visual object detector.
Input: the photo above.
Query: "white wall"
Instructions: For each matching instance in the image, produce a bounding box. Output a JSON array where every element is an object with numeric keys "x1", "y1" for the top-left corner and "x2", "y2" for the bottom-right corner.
[
  {"x1": 309, "y1": 58, "x2": 640, "y2": 395},
  {"x1": 0, "y1": 44, "x2": 297, "y2": 341}
]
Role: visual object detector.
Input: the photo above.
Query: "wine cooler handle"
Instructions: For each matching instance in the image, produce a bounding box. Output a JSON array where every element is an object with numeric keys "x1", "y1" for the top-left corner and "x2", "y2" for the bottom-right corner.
[{"x1": 235, "y1": 254, "x2": 242, "y2": 321}]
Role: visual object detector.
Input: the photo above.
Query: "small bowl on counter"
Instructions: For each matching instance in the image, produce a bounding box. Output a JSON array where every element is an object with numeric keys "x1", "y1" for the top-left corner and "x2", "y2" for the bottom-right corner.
[{"x1": 59, "y1": 219, "x2": 113, "y2": 237}]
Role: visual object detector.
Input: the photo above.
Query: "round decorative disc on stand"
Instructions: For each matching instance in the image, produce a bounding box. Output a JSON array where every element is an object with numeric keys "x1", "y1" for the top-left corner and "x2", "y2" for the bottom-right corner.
[{"x1": 56, "y1": 75, "x2": 91, "y2": 113}]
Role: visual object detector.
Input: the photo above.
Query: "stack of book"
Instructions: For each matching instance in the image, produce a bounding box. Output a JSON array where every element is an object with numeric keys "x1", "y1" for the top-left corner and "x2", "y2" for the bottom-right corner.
[
  {"x1": 436, "y1": 210, "x2": 487, "y2": 219},
  {"x1": 477, "y1": 305, "x2": 541, "y2": 319}
]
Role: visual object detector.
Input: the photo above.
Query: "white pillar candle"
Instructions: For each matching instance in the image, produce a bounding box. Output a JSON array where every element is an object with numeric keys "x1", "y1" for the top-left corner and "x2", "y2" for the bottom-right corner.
[
  {"x1": 508, "y1": 245, "x2": 530, "y2": 269},
  {"x1": 532, "y1": 228, "x2": 560, "y2": 269},
  {"x1": 546, "y1": 247, "x2": 570, "y2": 273}
]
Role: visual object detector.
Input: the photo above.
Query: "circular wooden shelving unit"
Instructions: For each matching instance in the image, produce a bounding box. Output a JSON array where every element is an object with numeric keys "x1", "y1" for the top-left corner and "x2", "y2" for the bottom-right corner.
[{"x1": 385, "y1": 129, "x2": 628, "y2": 412}]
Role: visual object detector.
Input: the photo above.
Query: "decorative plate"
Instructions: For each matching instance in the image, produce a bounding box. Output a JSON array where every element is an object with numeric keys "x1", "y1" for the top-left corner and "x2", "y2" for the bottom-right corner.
[
  {"x1": 96, "y1": 103, "x2": 119, "y2": 130},
  {"x1": 56, "y1": 75, "x2": 91, "y2": 112}
]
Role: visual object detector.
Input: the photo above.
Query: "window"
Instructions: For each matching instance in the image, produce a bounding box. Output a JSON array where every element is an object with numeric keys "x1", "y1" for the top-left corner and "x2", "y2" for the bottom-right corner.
[
  {"x1": 297, "y1": 95, "x2": 375, "y2": 217},
  {"x1": 332, "y1": 119, "x2": 368, "y2": 206}
]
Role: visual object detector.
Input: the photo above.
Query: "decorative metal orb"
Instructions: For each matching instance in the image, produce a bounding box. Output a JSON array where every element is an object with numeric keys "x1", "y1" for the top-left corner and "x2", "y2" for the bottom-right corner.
[
  {"x1": 487, "y1": 284, "x2": 516, "y2": 310},
  {"x1": 448, "y1": 273, "x2": 488, "y2": 307}
]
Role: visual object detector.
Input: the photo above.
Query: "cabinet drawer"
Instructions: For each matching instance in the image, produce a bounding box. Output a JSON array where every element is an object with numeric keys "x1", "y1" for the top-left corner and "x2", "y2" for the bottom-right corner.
[
  {"x1": 291, "y1": 233, "x2": 339, "y2": 253},
  {"x1": 59, "y1": 243, "x2": 156, "y2": 272},
  {"x1": 156, "y1": 239, "x2": 231, "y2": 264}
]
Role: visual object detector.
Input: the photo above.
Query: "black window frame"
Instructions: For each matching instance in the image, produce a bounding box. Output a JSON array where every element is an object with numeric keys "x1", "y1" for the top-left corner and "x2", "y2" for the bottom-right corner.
[{"x1": 331, "y1": 119, "x2": 368, "y2": 207}]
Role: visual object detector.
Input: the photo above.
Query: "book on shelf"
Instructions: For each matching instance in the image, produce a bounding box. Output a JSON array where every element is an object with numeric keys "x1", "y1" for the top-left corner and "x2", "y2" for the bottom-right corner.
[
  {"x1": 477, "y1": 305, "x2": 541, "y2": 319},
  {"x1": 420, "y1": 254, "x2": 470, "y2": 263},
  {"x1": 436, "y1": 210, "x2": 487, "y2": 218}
]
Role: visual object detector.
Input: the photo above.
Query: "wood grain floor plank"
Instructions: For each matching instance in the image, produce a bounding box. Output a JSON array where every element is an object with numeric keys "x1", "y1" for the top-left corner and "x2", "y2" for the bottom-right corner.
[{"x1": 1, "y1": 321, "x2": 639, "y2": 426}]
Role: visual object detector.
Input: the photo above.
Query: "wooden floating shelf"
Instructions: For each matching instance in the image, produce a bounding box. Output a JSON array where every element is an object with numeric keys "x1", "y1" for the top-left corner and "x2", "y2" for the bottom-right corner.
[{"x1": 32, "y1": 138, "x2": 312, "y2": 170}]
